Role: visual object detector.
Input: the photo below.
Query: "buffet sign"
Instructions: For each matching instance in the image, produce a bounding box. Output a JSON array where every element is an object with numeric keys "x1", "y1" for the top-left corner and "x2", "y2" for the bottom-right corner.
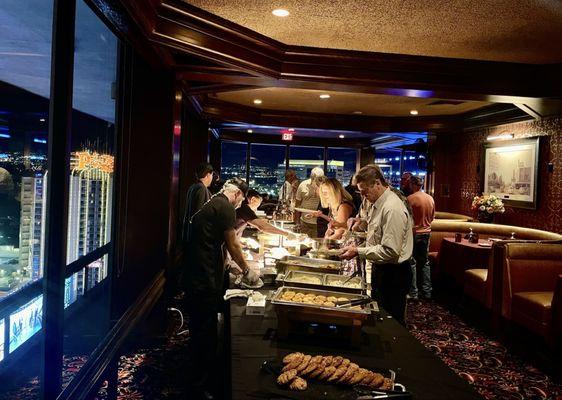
[{"x1": 482, "y1": 137, "x2": 540, "y2": 209}]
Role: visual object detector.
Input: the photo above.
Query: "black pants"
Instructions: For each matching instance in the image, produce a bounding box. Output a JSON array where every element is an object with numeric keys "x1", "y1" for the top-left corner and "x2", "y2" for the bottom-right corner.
[
  {"x1": 185, "y1": 299, "x2": 219, "y2": 391},
  {"x1": 372, "y1": 260, "x2": 412, "y2": 326}
]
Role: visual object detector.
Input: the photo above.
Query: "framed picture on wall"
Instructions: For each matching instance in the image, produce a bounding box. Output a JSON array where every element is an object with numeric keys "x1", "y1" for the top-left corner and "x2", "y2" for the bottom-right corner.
[{"x1": 482, "y1": 137, "x2": 540, "y2": 209}]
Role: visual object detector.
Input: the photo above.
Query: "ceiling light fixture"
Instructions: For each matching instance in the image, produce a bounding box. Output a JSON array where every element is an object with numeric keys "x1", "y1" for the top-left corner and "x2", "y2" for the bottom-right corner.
[
  {"x1": 352, "y1": 111, "x2": 362, "y2": 115},
  {"x1": 272, "y1": 8, "x2": 290, "y2": 17},
  {"x1": 253, "y1": 99, "x2": 262, "y2": 105},
  {"x1": 410, "y1": 110, "x2": 419, "y2": 115},
  {"x1": 319, "y1": 94, "x2": 330, "y2": 99},
  {"x1": 339, "y1": 134, "x2": 345, "y2": 139},
  {"x1": 487, "y1": 133, "x2": 514, "y2": 141},
  {"x1": 39, "y1": 118, "x2": 46, "y2": 122},
  {"x1": 247, "y1": 129, "x2": 253, "y2": 133}
]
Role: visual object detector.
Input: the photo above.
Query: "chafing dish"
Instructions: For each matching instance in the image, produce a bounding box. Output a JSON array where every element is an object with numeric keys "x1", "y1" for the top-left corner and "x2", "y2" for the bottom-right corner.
[
  {"x1": 283, "y1": 270, "x2": 324, "y2": 287},
  {"x1": 324, "y1": 274, "x2": 365, "y2": 293},
  {"x1": 271, "y1": 286, "x2": 376, "y2": 346},
  {"x1": 276, "y1": 255, "x2": 343, "y2": 275},
  {"x1": 271, "y1": 286, "x2": 373, "y2": 315},
  {"x1": 282, "y1": 270, "x2": 366, "y2": 294}
]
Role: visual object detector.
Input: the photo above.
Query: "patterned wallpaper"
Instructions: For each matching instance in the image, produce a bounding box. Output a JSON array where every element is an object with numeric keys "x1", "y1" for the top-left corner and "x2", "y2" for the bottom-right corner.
[{"x1": 433, "y1": 116, "x2": 562, "y2": 233}]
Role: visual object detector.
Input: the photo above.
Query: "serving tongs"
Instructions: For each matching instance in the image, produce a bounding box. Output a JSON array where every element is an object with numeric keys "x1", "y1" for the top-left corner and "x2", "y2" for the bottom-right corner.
[{"x1": 335, "y1": 296, "x2": 374, "y2": 309}]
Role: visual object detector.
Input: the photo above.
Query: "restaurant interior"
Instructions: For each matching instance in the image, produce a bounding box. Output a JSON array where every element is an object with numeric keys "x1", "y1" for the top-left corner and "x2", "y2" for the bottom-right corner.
[{"x1": 0, "y1": 0, "x2": 561, "y2": 399}]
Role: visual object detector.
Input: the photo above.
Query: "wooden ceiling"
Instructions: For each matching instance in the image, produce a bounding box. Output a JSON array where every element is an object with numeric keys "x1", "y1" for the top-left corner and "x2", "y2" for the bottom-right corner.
[{"x1": 101, "y1": 0, "x2": 562, "y2": 138}]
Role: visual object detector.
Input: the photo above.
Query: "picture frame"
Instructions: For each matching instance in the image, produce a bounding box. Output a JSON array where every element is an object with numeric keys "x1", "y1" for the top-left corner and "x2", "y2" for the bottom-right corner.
[{"x1": 482, "y1": 137, "x2": 540, "y2": 209}]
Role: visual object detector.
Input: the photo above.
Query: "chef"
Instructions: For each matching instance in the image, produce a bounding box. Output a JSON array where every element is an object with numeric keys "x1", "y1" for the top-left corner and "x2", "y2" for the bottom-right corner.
[
  {"x1": 182, "y1": 177, "x2": 259, "y2": 399},
  {"x1": 340, "y1": 164, "x2": 413, "y2": 326},
  {"x1": 235, "y1": 189, "x2": 299, "y2": 238}
]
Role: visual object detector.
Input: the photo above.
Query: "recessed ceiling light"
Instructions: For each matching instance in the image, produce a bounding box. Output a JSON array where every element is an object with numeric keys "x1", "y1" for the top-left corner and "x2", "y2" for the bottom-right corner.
[
  {"x1": 253, "y1": 99, "x2": 262, "y2": 105},
  {"x1": 272, "y1": 8, "x2": 290, "y2": 17},
  {"x1": 339, "y1": 134, "x2": 345, "y2": 139},
  {"x1": 288, "y1": 128, "x2": 295, "y2": 132},
  {"x1": 247, "y1": 129, "x2": 253, "y2": 133},
  {"x1": 319, "y1": 94, "x2": 330, "y2": 99},
  {"x1": 352, "y1": 111, "x2": 362, "y2": 115},
  {"x1": 410, "y1": 109, "x2": 419, "y2": 115},
  {"x1": 39, "y1": 118, "x2": 46, "y2": 122}
]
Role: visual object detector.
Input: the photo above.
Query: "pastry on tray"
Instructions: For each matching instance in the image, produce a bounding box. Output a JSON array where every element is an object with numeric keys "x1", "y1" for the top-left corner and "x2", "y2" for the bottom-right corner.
[{"x1": 277, "y1": 352, "x2": 395, "y2": 392}]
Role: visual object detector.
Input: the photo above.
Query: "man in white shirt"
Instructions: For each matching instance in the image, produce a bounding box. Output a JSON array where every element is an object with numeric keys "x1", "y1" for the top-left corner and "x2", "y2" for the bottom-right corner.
[
  {"x1": 294, "y1": 167, "x2": 324, "y2": 237},
  {"x1": 341, "y1": 164, "x2": 414, "y2": 325},
  {"x1": 278, "y1": 169, "x2": 299, "y2": 207}
]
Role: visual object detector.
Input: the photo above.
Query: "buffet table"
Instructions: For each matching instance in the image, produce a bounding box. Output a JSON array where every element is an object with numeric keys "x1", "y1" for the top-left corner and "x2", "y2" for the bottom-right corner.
[{"x1": 227, "y1": 289, "x2": 483, "y2": 400}]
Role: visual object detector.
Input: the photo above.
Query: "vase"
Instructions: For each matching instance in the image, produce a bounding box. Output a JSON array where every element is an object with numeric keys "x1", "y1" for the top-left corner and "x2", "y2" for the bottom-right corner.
[{"x1": 477, "y1": 211, "x2": 494, "y2": 223}]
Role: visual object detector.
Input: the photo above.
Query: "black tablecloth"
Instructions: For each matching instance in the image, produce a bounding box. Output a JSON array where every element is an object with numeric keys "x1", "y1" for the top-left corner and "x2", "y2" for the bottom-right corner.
[{"x1": 227, "y1": 290, "x2": 483, "y2": 400}]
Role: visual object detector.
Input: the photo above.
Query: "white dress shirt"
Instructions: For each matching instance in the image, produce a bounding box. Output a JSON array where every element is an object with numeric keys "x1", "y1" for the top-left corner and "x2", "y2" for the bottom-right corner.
[{"x1": 358, "y1": 187, "x2": 414, "y2": 265}]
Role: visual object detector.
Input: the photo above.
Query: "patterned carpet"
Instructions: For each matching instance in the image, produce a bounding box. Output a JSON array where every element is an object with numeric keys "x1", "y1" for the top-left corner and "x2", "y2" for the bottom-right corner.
[
  {"x1": 1, "y1": 301, "x2": 561, "y2": 399},
  {"x1": 407, "y1": 300, "x2": 562, "y2": 400}
]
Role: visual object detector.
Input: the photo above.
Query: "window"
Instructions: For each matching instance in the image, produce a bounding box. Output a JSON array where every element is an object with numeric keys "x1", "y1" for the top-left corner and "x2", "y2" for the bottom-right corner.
[
  {"x1": 326, "y1": 147, "x2": 357, "y2": 186},
  {"x1": 403, "y1": 150, "x2": 427, "y2": 182},
  {"x1": 288, "y1": 146, "x2": 324, "y2": 181},
  {"x1": 375, "y1": 149, "x2": 402, "y2": 189},
  {"x1": 220, "y1": 141, "x2": 247, "y2": 182},
  {"x1": 249, "y1": 143, "x2": 286, "y2": 198},
  {"x1": 0, "y1": 0, "x2": 52, "y2": 322},
  {"x1": 62, "y1": 0, "x2": 119, "y2": 381},
  {"x1": 0, "y1": 9, "x2": 52, "y2": 296}
]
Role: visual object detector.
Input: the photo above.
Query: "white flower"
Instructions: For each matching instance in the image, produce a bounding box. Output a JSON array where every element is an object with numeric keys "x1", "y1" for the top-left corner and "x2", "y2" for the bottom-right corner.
[{"x1": 479, "y1": 205, "x2": 485, "y2": 211}]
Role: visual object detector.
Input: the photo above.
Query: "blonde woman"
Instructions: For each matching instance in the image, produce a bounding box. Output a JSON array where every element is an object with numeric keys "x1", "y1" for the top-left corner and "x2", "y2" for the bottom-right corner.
[{"x1": 308, "y1": 177, "x2": 355, "y2": 239}]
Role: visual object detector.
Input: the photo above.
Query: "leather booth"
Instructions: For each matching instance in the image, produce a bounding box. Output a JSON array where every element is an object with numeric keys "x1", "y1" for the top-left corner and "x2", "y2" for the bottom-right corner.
[
  {"x1": 501, "y1": 242, "x2": 562, "y2": 341},
  {"x1": 434, "y1": 211, "x2": 473, "y2": 221}
]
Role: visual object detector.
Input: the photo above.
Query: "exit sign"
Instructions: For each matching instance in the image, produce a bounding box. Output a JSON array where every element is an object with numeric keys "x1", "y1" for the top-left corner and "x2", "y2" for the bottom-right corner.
[{"x1": 282, "y1": 132, "x2": 293, "y2": 141}]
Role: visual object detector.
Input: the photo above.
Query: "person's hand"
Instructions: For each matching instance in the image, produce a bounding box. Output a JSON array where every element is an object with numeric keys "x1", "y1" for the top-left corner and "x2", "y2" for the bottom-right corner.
[
  {"x1": 242, "y1": 268, "x2": 260, "y2": 285},
  {"x1": 347, "y1": 217, "x2": 360, "y2": 231},
  {"x1": 305, "y1": 210, "x2": 322, "y2": 218},
  {"x1": 325, "y1": 228, "x2": 335, "y2": 237},
  {"x1": 339, "y1": 245, "x2": 358, "y2": 260}
]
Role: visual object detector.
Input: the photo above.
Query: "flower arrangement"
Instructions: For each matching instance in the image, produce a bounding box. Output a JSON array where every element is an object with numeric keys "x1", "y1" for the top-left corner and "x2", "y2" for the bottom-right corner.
[{"x1": 471, "y1": 194, "x2": 505, "y2": 222}]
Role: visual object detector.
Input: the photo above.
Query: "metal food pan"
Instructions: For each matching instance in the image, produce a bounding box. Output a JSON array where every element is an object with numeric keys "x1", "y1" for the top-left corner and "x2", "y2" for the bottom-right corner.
[
  {"x1": 323, "y1": 274, "x2": 365, "y2": 293},
  {"x1": 271, "y1": 286, "x2": 372, "y2": 316},
  {"x1": 276, "y1": 255, "x2": 342, "y2": 275},
  {"x1": 282, "y1": 270, "x2": 325, "y2": 290}
]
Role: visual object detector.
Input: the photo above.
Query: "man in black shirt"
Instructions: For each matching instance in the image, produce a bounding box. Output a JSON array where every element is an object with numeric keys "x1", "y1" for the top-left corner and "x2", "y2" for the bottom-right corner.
[
  {"x1": 182, "y1": 178, "x2": 259, "y2": 399},
  {"x1": 182, "y1": 163, "x2": 214, "y2": 242}
]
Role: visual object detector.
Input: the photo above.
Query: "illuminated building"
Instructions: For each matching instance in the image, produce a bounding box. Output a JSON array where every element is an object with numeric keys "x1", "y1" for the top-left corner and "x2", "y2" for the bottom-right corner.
[
  {"x1": 18, "y1": 173, "x2": 47, "y2": 281},
  {"x1": 66, "y1": 151, "x2": 114, "y2": 299}
]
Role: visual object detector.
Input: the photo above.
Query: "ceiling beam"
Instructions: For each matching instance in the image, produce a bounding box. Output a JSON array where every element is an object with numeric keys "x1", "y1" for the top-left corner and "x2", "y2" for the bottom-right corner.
[{"x1": 195, "y1": 96, "x2": 463, "y2": 133}]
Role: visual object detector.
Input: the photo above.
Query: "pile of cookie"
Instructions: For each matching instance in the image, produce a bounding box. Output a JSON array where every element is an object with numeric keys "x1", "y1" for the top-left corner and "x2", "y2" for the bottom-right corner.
[
  {"x1": 276, "y1": 352, "x2": 393, "y2": 392},
  {"x1": 279, "y1": 290, "x2": 349, "y2": 307}
]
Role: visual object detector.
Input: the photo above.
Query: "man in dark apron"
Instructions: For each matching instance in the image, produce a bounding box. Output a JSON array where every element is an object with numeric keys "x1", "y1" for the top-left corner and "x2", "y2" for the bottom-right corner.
[{"x1": 182, "y1": 178, "x2": 259, "y2": 399}]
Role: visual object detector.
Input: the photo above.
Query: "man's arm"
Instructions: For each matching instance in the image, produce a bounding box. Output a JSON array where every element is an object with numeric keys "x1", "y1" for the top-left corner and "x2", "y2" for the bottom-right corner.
[
  {"x1": 224, "y1": 228, "x2": 249, "y2": 274},
  {"x1": 248, "y1": 218, "x2": 291, "y2": 237},
  {"x1": 357, "y1": 208, "x2": 408, "y2": 264},
  {"x1": 192, "y1": 185, "x2": 208, "y2": 212}
]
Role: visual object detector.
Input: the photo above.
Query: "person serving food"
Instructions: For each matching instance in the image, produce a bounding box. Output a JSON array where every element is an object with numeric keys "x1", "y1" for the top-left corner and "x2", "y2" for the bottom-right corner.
[{"x1": 339, "y1": 165, "x2": 413, "y2": 326}]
